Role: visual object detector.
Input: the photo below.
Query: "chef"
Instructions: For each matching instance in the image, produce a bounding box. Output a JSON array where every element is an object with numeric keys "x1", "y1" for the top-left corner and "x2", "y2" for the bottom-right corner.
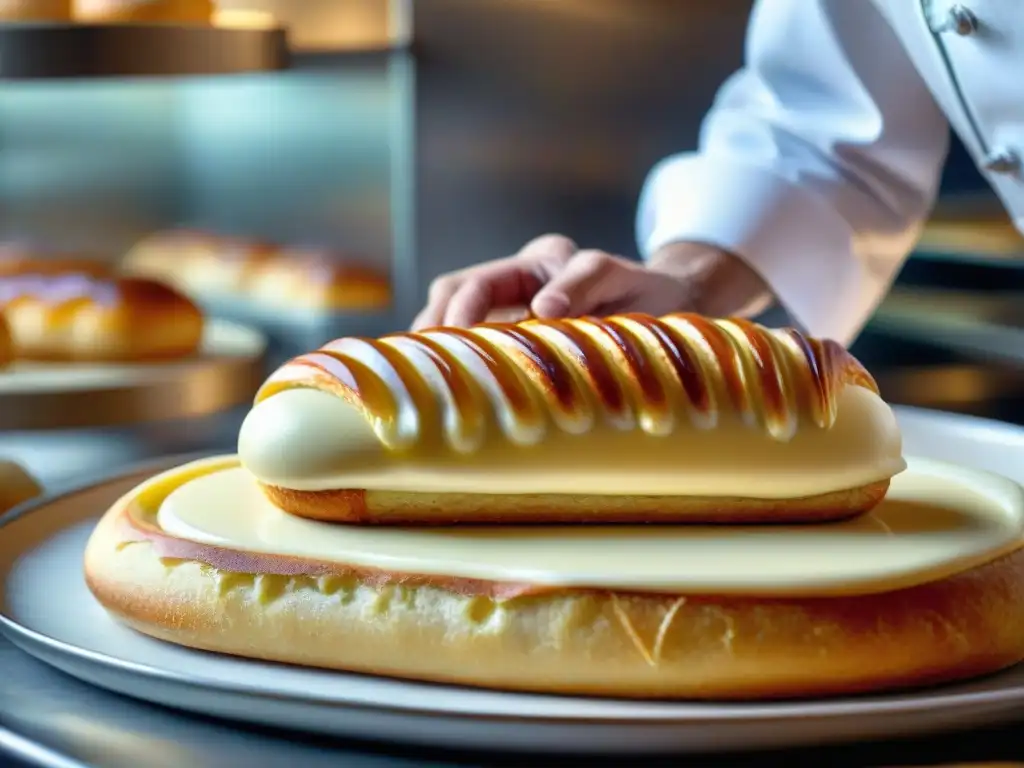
[{"x1": 413, "y1": 0, "x2": 1022, "y2": 346}]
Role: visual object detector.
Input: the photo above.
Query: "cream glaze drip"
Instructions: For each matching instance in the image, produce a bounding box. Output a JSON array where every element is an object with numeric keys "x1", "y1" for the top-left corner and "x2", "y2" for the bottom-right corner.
[{"x1": 254, "y1": 314, "x2": 876, "y2": 455}]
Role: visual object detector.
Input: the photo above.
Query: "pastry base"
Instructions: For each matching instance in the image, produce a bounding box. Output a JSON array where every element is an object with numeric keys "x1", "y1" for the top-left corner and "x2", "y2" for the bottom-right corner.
[
  {"x1": 83, "y1": 503, "x2": 1024, "y2": 700},
  {"x1": 258, "y1": 480, "x2": 892, "y2": 525}
]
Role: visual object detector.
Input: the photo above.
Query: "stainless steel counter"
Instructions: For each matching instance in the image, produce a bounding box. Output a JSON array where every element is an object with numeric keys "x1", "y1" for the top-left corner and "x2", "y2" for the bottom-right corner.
[{"x1": 4, "y1": 628, "x2": 1024, "y2": 768}]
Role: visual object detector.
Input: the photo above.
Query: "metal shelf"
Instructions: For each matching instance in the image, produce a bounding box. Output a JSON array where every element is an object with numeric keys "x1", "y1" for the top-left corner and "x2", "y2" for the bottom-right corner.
[{"x1": 0, "y1": 22, "x2": 288, "y2": 79}]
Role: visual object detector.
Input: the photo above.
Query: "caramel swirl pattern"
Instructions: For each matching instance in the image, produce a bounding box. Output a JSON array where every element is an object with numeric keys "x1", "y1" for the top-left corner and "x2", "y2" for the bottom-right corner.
[{"x1": 255, "y1": 313, "x2": 879, "y2": 453}]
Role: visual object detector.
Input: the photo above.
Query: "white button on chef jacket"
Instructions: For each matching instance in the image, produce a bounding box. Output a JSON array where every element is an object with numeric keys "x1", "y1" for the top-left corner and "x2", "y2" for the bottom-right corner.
[{"x1": 636, "y1": 0, "x2": 1024, "y2": 346}]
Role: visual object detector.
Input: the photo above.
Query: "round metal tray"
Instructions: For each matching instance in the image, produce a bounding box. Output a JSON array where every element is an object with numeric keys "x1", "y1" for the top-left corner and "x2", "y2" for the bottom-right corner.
[
  {"x1": 0, "y1": 319, "x2": 266, "y2": 431},
  {"x1": 0, "y1": 22, "x2": 288, "y2": 79}
]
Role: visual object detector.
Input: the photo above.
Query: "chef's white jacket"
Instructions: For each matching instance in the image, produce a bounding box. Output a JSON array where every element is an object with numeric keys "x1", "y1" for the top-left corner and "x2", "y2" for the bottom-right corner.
[{"x1": 636, "y1": 0, "x2": 1023, "y2": 345}]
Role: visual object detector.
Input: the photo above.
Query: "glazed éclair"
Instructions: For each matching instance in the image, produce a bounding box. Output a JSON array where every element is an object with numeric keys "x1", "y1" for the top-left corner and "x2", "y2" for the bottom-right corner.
[
  {"x1": 239, "y1": 314, "x2": 905, "y2": 525},
  {"x1": 0, "y1": 274, "x2": 203, "y2": 362},
  {"x1": 83, "y1": 455, "x2": 1024, "y2": 699}
]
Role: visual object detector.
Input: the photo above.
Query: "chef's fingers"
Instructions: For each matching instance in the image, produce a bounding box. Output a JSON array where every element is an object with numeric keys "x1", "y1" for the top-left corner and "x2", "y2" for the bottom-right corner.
[
  {"x1": 530, "y1": 249, "x2": 642, "y2": 318},
  {"x1": 412, "y1": 234, "x2": 577, "y2": 330},
  {"x1": 439, "y1": 258, "x2": 546, "y2": 328}
]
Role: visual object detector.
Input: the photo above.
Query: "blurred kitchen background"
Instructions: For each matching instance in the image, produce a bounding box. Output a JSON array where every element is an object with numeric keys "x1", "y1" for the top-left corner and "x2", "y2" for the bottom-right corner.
[{"x1": 1, "y1": 0, "x2": 1022, "y2": 428}]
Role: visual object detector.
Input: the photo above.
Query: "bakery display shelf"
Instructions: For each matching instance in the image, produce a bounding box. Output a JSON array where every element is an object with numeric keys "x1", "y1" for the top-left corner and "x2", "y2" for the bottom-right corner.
[
  {"x1": 869, "y1": 289, "x2": 1024, "y2": 369},
  {"x1": 0, "y1": 319, "x2": 266, "y2": 431},
  {"x1": 0, "y1": 22, "x2": 288, "y2": 79}
]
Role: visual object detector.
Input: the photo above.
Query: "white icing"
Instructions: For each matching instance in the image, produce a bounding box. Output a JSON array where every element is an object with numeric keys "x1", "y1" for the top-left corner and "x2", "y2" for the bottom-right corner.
[{"x1": 154, "y1": 456, "x2": 1024, "y2": 597}]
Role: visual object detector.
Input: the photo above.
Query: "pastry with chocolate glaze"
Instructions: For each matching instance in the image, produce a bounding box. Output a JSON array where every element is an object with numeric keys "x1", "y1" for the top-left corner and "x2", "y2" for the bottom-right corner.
[
  {"x1": 238, "y1": 313, "x2": 905, "y2": 525},
  {"x1": 0, "y1": 274, "x2": 203, "y2": 362}
]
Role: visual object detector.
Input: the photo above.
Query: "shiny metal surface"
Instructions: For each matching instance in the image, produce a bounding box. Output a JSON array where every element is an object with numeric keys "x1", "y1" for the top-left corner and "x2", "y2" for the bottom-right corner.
[
  {"x1": 7, "y1": 446, "x2": 1024, "y2": 755},
  {"x1": 0, "y1": 50, "x2": 408, "y2": 270},
  {"x1": 871, "y1": 290, "x2": 1024, "y2": 370},
  {"x1": 982, "y1": 148, "x2": 1021, "y2": 175},
  {"x1": 946, "y1": 4, "x2": 979, "y2": 35},
  {"x1": 0, "y1": 320, "x2": 266, "y2": 431},
  {"x1": 6, "y1": 413, "x2": 1024, "y2": 766},
  {"x1": 413, "y1": 0, "x2": 753, "y2": 289}
]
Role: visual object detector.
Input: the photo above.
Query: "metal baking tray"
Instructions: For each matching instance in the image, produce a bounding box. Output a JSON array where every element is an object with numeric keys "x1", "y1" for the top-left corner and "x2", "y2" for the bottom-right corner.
[
  {"x1": 0, "y1": 319, "x2": 266, "y2": 432},
  {"x1": 0, "y1": 319, "x2": 267, "y2": 488}
]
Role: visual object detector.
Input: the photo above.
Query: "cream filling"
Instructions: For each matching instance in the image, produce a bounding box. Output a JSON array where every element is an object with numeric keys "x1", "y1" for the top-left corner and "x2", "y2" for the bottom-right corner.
[
  {"x1": 155, "y1": 456, "x2": 1024, "y2": 596},
  {"x1": 237, "y1": 386, "x2": 906, "y2": 497}
]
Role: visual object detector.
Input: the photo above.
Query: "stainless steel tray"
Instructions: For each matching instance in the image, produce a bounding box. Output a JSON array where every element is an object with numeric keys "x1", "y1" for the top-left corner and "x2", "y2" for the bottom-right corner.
[
  {"x1": 0, "y1": 319, "x2": 267, "y2": 432},
  {"x1": 3, "y1": 407, "x2": 1024, "y2": 758}
]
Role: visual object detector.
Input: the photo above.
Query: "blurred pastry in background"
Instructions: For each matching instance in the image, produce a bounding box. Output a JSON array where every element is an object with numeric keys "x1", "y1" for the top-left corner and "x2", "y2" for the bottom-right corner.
[
  {"x1": 73, "y1": 0, "x2": 212, "y2": 23},
  {"x1": 122, "y1": 229, "x2": 274, "y2": 297},
  {"x1": 0, "y1": 0, "x2": 72, "y2": 20},
  {"x1": 211, "y1": 6, "x2": 274, "y2": 29},
  {"x1": 0, "y1": 273, "x2": 204, "y2": 362},
  {"x1": 0, "y1": 314, "x2": 12, "y2": 368},
  {"x1": 0, "y1": 460, "x2": 41, "y2": 514},
  {"x1": 122, "y1": 229, "x2": 391, "y2": 314},
  {"x1": 0, "y1": 243, "x2": 113, "y2": 278},
  {"x1": 120, "y1": 228, "x2": 220, "y2": 287},
  {"x1": 248, "y1": 248, "x2": 392, "y2": 311},
  {"x1": 181, "y1": 235, "x2": 277, "y2": 297}
]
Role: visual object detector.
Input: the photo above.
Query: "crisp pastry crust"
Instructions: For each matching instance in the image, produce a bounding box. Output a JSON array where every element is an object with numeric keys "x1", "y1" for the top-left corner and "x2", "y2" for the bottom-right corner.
[
  {"x1": 83, "y1": 494, "x2": 1024, "y2": 699},
  {"x1": 259, "y1": 480, "x2": 892, "y2": 525},
  {"x1": 245, "y1": 313, "x2": 898, "y2": 524},
  {"x1": 0, "y1": 274, "x2": 203, "y2": 362},
  {"x1": 73, "y1": 0, "x2": 212, "y2": 23}
]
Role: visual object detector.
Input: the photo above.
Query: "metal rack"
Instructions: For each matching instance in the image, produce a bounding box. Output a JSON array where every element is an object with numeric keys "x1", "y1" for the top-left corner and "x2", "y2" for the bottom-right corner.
[{"x1": 0, "y1": 22, "x2": 288, "y2": 79}]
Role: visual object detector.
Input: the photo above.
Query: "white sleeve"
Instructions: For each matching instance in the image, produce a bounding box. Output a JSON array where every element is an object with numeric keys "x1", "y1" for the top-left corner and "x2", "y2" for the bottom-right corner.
[{"x1": 636, "y1": 0, "x2": 950, "y2": 345}]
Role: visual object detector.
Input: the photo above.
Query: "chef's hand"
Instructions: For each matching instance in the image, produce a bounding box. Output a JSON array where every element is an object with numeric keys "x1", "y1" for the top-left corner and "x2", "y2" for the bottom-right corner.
[{"x1": 411, "y1": 234, "x2": 772, "y2": 330}]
